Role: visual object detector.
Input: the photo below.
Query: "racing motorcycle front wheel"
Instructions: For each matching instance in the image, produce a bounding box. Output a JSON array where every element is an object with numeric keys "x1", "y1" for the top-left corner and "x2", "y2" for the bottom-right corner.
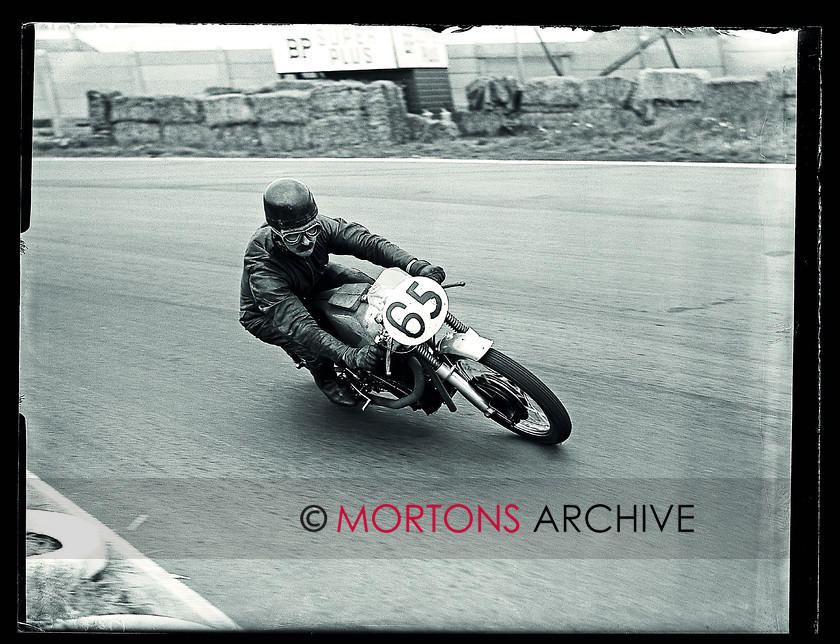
[{"x1": 457, "y1": 348, "x2": 572, "y2": 445}]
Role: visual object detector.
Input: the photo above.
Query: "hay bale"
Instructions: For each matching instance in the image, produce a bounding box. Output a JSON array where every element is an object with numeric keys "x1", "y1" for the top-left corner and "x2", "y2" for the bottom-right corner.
[
  {"x1": 155, "y1": 96, "x2": 204, "y2": 124},
  {"x1": 257, "y1": 124, "x2": 310, "y2": 151},
  {"x1": 362, "y1": 81, "x2": 409, "y2": 143},
  {"x1": 404, "y1": 113, "x2": 425, "y2": 139},
  {"x1": 580, "y1": 76, "x2": 637, "y2": 107},
  {"x1": 572, "y1": 107, "x2": 644, "y2": 132},
  {"x1": 404, "y1": 113, "x2": 459, "y2": 142},
  {"x1": 518, "y1": 111, "x2": 579, "y2": 130},
  {"x1": 204, "y1": 86, "x2": 243, "y2": 96},
  {"x1": 365, "y1": 81, "x2": 407, "y2": 118},
  {"x1": 650, "y1": 101, "x2": 704, "y2": 123},
  {"x1": 209, "y1": 123, "x2": 261, "y2": 149},
  {"x1": 457, "y1": 111, "x2": 507, "y2": 136},
  {"x1": 200, "y1": 94, "x2": 255, "y2": 127},
  {"x1": 309, "y1": 82, "x2": 365, "y2": 115},
  {"x1": 306, "y1": 115, "x2": 366, "y2": 148},
  {"x1": 250, "y1": 90, "x2": 313, "y2": 125},
  {"x1": 251, "y1": 79, "x2": 320, "y2": 94},
  {"x1": 704, "y1": 77, "x2": 785, "y2": 130},
  {"x1": 704, "y1": 78, "x2": 769, "y2": 115},
  {"x1": 86, "y1": 91, "x2": 121, "y2": 132},
  {"x1": 111, "y1": 121, "x2": 161, "y2": 144},
  {"x1": 522, "y1": 77, "x2": 583, "y2": 111},
  {"x1": 110, "y1": 96, "x2": 159, "y2": 123},
  {"x1": 763, "y1": 68, "x2": 796, "y2": 99},
  {"x1": 161, "y1": 123, "x2": 210, "y2": 147},
  {"x1": 636, "y1": 69, "x2": 711, "y2": 102},
  {"x1": 361, "y1": 117, "x2": 395, "y2": 145}
]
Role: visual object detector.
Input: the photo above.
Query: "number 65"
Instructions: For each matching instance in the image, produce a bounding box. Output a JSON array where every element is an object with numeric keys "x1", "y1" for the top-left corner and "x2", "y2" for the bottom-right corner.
[{"x1": 384, "y1": 280, "x2": 445, "y2": 342}]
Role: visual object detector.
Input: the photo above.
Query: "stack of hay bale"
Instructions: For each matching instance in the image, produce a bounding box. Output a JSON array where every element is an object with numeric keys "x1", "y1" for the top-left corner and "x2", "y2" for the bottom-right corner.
[
  {"x1": 88, "y1": 79, "x2": 411, "y2": 152},
  {"x1": 519, "y1": 76, "x2": 643, "y2": 133},
  {"x1": 632, "y1": 69, "x2": 710, "y2": 124}
]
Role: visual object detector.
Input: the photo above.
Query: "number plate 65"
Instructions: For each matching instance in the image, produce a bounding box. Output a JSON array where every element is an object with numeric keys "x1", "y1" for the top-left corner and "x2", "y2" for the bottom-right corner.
[{"x1": 381, "y1": 276, "x2": 449, "y2": 346}]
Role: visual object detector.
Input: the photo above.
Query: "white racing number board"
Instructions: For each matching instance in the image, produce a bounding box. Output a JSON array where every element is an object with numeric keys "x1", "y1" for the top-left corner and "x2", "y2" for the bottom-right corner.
[{"x1": 381, "y1": 276, "x2": 449, "y2": 346}]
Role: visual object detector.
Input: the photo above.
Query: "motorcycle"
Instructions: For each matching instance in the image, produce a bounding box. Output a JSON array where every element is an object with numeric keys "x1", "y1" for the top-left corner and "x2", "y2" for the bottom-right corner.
[{"x1": 309, "y1": 267, "x2": 572, "y2": 445}]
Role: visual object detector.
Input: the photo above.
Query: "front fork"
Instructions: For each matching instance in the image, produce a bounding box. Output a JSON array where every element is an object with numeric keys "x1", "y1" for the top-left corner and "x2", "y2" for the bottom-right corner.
[
  {"x1": 364, "y1": 307, "x2": 498, "y2": 418},
  {"x1": 410, "y1": 318, "x2": 497, "y2": 418}
]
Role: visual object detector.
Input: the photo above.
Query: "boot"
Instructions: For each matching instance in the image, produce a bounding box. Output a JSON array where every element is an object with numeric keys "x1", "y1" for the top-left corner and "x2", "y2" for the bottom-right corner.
[{"x1": 307, "y1": 358, "x2": 358, "y2": 408}]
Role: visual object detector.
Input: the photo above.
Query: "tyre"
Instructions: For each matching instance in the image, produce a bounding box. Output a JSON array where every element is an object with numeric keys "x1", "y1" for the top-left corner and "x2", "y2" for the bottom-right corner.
[{"x1": 457, "y1": 348, "x2": 572, "y2": 445}]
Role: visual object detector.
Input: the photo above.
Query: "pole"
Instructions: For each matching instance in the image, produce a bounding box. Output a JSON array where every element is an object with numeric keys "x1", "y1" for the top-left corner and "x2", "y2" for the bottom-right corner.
[
  {"x1": 513, "y1": 26, "x2": 526, "y2": 82},
  {"x1": 599, "y1": 32, "x2": 663, "y2": 76},
  {"x1": 534, "y1": 27, "x2": 564, "y2": 76},
  {"x1": 661, "y1": 34, "x2": 680, "y2": 68},
  {"x1": 218, "y1": 46, "x2": 234, "y2": 86},
  {"x1": 132, "y1": 49, "x2": 147, "y2": 94},
  {"x1": 38, "y1": 51, "x2": 64, "y2": 137},
  {"x1": 716, "y1": 31, "x2": 729, "y2": 76},
  {"x1": 637, "y1": 30, "x2": 648, "y2": 69}
]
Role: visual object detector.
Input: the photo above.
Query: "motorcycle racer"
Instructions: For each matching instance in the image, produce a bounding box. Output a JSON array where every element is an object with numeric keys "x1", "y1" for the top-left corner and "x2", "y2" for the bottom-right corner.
[{"x1": 240, "y1": 177, "x2": 446, "y2": 407}]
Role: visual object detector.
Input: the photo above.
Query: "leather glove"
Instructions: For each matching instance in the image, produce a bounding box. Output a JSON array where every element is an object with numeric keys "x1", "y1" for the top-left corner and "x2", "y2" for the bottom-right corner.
[
  {"x1": 342, "y1": 343, "x2": 386, "y2": 371},
  {"x1": 408, "y1": 259, "x2": 446, "y2": 284}
]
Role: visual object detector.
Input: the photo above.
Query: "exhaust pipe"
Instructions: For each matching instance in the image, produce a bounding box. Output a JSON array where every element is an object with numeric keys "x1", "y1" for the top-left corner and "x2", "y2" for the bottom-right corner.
[{"x1": 362, "y1": 355, "x2": 426, "y2": 410}]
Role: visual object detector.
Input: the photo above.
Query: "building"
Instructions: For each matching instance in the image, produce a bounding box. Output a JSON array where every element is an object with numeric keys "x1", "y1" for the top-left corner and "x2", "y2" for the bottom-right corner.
[{"x1": 27, "y1": 24, "x2": 798, "y2": 126}]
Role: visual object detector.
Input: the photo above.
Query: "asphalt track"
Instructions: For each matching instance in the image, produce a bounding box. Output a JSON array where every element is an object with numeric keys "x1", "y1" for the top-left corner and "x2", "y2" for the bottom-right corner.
[{"x1": 20, "y1": 157, "x2": 796, "y2": 632}]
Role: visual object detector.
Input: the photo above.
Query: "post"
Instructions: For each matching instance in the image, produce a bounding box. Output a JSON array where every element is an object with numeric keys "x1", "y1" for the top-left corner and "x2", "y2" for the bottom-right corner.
[
  {"x1": 534, "y1": 27, "x2": 564, "y2": 76},
  {"x1": 513, "y1": 26, "x2": 526, "y2": 82},
  {"x1": 661, "y1": 34, "x2": 680, "y2": 68},
  {"x1": 716, "y1": 31, "x2": 729, "y2": 76},
  {"x1": 637, "y1": 30, "x2": 648, "y2": 69},
  {"x1": 599, "y1": 32, "x2": 663, "y2": 76},
  {"x1": 217, "y1": 46, "x2": 234, "y2": 86},
  {"x1": 132, "y1": 49, "x2": 147, "y2": 94},
  {"x1": 37, "y1": 50, "x2": 64, "y2": 137}
]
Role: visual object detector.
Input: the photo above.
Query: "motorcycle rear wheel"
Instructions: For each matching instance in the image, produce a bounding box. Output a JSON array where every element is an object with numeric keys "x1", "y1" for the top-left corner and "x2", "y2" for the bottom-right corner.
[{"x1": 459, "y1": 348, "x2": 572, "y2": 445}]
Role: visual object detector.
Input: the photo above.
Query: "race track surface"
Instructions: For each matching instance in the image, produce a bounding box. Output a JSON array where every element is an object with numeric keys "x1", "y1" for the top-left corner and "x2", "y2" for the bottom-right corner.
[{"x1": 20, "y1": 157, "x2": 796, "y2": 632}]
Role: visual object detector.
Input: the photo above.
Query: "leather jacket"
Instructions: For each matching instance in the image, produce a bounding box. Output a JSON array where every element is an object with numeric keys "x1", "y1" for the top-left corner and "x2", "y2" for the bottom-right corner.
[{"x1": 240, "y1": 215, "x2": 417, "y2": 363}]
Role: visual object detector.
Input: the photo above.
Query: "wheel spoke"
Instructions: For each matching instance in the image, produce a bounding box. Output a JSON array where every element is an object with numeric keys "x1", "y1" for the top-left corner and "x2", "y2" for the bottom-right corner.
[{"x1": 457, "y1": 361, "x2": 553, "y2": 436}]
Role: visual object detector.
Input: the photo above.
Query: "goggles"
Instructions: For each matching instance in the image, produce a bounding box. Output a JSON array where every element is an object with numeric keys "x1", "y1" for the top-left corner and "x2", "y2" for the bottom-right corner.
[{"x1": 272, "y1": 221, "x2": 322, "y2": 245}]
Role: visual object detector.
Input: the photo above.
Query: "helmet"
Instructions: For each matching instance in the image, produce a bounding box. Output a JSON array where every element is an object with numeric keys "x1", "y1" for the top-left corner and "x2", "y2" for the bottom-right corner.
[{"x1": 263, "y1": 178, "x2": 318, "y2": 230}]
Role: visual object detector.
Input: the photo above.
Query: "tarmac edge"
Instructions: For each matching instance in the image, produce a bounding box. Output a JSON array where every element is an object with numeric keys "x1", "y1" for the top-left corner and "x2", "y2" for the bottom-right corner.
[{"x1": 24, "y1": 470, "x2": 241, "y2": 631}]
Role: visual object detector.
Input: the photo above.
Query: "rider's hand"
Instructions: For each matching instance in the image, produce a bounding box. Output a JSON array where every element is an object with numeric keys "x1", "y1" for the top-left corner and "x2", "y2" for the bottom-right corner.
[
  {"x1": 342, "y1": 343, "x2": 386, "y2": 371},
  {"x1": 409, "y1": 260, "x2": 446, "y2": 284}
]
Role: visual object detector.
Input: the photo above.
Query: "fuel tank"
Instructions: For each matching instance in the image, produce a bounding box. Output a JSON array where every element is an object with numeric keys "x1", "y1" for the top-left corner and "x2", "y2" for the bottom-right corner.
[{"x1": 309, "y1": 282, "x2": 380, "y2": 349}]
